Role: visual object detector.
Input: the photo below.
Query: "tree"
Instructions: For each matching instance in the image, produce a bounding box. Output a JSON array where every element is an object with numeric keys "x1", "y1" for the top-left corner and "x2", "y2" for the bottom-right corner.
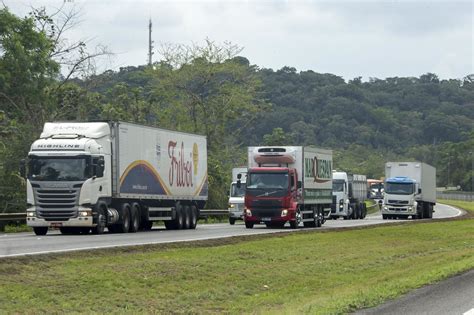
[{"x1": 263, "y1": 128, "x2": 293, "y2": 146}]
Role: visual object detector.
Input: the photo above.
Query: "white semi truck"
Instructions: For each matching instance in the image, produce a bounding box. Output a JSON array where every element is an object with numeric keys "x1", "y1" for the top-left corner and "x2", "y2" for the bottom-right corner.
[
  {"x1": 382, "y1": 162, "x2": 436, "y2": 220},
  {"x1": 243, "y1": 146, "x2": 333, "y2": 229},
  {"x1": 22, "y1": 121, "x2": 208, "y2": 235},
  {"x1": 331, "y1": 171, "x2": 367, "y2": 220},
  {"x1": 228, "y1": 167, "x2": 247, "y2": 225}
]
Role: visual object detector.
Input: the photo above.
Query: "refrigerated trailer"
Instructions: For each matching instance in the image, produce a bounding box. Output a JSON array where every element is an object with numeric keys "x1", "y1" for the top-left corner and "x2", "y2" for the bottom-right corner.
[
  {"x1": 23, "y1": 121, "x2": 208, "y2": 235},
  {"x1": 243, "y1": 146, "x2": 333, "y2": 229}
]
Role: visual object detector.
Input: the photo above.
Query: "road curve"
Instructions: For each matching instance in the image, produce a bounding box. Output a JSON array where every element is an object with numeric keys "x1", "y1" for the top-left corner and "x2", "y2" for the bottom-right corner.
[
  {"x1": 0, "y1": 203, "x2": 464, "y2": 258},
  {"x1": 354, "y1": 269, "x2": 474, "y2": 315}
]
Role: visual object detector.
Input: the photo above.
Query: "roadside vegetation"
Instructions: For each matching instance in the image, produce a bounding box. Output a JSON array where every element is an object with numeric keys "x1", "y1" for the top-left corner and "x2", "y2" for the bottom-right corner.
[
  {"x1": 1, "y1": 216, "x2": 473, "y2": 314},
  {"x1": 439, "y1": 199, "x2": 474, "y2": 214}
]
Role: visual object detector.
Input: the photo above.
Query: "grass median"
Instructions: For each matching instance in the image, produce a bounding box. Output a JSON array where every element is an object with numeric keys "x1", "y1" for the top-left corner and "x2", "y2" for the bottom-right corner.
[{"x1": 1, "y1": 208, "x2": 473, "y2": 314}]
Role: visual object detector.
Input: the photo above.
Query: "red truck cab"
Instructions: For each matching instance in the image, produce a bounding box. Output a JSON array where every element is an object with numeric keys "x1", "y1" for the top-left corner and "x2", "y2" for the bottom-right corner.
[{"x1": 243, "y1": 167, "x2": 301, "y2": 228}]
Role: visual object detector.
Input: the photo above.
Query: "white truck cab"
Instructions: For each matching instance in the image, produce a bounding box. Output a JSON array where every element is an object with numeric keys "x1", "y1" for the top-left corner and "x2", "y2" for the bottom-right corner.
[{"x1": 228, "y1": 167, "x2": 247, "y2": 225}]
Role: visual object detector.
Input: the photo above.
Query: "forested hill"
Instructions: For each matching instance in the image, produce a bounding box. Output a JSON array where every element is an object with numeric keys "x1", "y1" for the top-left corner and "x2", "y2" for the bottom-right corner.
[{"x1": 82, "y1": 64, "x2": 474, "y2": 187}]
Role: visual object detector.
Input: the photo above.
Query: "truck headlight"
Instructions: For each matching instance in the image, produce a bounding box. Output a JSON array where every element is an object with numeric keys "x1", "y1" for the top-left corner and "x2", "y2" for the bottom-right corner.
[
  {"x1": 229, "y1": 204, "x2": 235, "y2": 209},
  {"x1": 79, "y1": 210, "x2": 92, "y2": 217},
  {"x1": 281, "y1": 209, "x2": 288, "y2": 217},
  {"x1": 27, "y1": 211, "x2": 35, "y2": 217},
  {"x1": 407, "y1": 206, "x2": 412, "y2": 211},
  {"x1": 383, "y1": 206, "x2": 388, "y2": 211},
  {"x1": 245, "y1": 208, "x2": 252, "y2": 216}
]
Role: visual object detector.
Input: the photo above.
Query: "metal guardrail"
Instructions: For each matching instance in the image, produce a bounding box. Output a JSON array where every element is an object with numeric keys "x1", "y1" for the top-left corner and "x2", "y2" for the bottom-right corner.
[
  {"x1": 437, "y1": 192, "x2": 474, "y2": 201},
  {"x1": 200, "y1": 209, "x2": 228, "y2": 218},
  {"x1": 0, "y1": 213, "x2": 26, "y2": 232}
]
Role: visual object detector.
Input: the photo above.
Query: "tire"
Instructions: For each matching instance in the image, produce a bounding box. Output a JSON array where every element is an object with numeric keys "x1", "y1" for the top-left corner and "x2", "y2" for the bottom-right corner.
[
  {"x1": 382, "y1": 214, "x2": 387, "y2": 220},
  {"x1": 316, "y1": 208, "x2": 322, "y2": 227},
  {"x1": 189, "y1": 205, "x2": 198, "y2": 229},
  {"x1": 33, "y1": 227, "x2": 48, "y2": 236},
  {"x1": 245, "y1": 221, "x2": 254, "y2": 229},
  {"x1": 229, "y1": 217, "x2": 236, "y2": 225},
  {"x1": 129, "y1": 203, "x2": 140, "y2": 233},
  {"x1": 183, "y1": 205, "x2": 191, "y2": 229},
  {"x1": 175, "y1": 204, "x2": 184, "y2": 229},
  {"x1": 290, "y1": 209, "x2": 301, "y2": 229},
  {"x1": 91, "y1": 206, "x2": 106, "y2": 235},
  {"x1": 360, "y1": 204, "x2": 367, "y2": 219},
  {"x1": 116, "y1": 203, "x2": 131, "y2": 233}
]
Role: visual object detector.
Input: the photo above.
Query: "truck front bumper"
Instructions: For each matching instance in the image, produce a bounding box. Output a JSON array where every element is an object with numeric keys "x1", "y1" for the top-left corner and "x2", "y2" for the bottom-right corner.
[
  {"x1": 228, "y1": 210, "x2": 244, "y2": 219},
  {"x1": 382, "y1": 205, "x2": 416, "y2": 215},
  {"x1": 26, "y1": 206, "x2": 96, "y2": 228},
  {"x1": 27, "y1": 216, "x2": 94, "y2": 227}
]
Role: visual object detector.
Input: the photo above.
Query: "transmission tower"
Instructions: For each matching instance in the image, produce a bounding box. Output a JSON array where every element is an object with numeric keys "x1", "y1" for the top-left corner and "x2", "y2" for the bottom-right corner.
[{"x1": 148, "y1": 19, "x2": 154, "y2": 66}]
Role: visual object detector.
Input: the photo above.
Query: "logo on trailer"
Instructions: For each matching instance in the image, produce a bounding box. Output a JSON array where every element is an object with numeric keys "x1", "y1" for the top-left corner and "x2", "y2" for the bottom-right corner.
[
  {"x1": 168, "y1": 140, "x2": 193, "y2": 187},
  {"x1": 304, "y1": 157, "x2": 332, "y2": 183}
]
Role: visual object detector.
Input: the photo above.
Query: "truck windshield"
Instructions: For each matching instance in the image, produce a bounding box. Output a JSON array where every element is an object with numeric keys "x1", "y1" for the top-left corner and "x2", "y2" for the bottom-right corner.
[
  {"x1": 332, "y1": 180, "x2": 345, "y2": 192},
  {"x1": 247, "y1": 172, "x2": 289, "y2": 190},
  {"x1": 385, "y1": 182, "x2": 414, "y2": 195},
  {"x1": 28, "y1": 156, "x2": 91, "y2": 181},
  {"x1": 370, "y1": 183, "x2": 384, "y2": 191},
  {"x1": 231, "y1": 183, "x2": 246, "y2": 197}
]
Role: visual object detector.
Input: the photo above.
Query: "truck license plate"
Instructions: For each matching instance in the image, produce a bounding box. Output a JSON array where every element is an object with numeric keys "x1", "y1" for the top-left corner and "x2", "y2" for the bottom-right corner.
[
  {"x1": 261, "y1": 217, "x2": 271, "y2": 222},
  {"x1": 50, "y1": 223, "x2": 62, "y2": 228}
]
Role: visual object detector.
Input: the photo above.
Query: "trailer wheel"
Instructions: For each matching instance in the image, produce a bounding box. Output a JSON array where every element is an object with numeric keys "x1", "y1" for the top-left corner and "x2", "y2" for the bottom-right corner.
[
  {"x1": 189, "y1": 205, "x2": 198, "y2": 229},
  {"x1": 33, "y1": 227, "x2": 48, "y2": 235},
  {"x1": 183, "y1": 205, "x2": 192, "y2": 229},
  {"x1": 129, "y1": 203, "x2": 140, "y2": 233},
  {"x1": 116, "y1": 203, "x2": 131, "y2": 233},
  {"x1": 175, "y1": 204, "x2": 185, "y2": 229}
]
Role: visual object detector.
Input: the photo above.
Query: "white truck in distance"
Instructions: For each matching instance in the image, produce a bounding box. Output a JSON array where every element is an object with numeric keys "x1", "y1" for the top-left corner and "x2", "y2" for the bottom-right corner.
[
  {"x1": 382, "y1": 162, "x2": 436, "y2": 220},
  {"x1": 23, "y1": 121, "x2": 208, "y2": 235},
  {"x1": 331, "y1": 172, "x2": 367, "y2": 220},
  {"x1": 228, "y1": 167, "x2": 247, "y2": 225}
]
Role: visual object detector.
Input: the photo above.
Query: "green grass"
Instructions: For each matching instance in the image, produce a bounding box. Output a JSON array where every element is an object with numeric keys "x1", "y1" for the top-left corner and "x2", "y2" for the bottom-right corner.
[
  {"x1": 3, "y1": 224, "x2": 32, "y2": 233},
  {"x1": 439, "y1": 199, "x2": 474, "y2": 214},
  {"x1": 0, "y1": 218, "x2": 473, "y2": 314},
  {"x1": 365, "y1": 199, "x2": 380, "y2": 215}
]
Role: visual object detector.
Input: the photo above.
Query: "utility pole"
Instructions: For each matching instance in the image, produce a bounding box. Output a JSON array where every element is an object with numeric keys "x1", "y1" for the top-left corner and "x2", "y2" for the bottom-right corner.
[{"x1": 148, "y1": 18, "x2": 154, "y2": 66}]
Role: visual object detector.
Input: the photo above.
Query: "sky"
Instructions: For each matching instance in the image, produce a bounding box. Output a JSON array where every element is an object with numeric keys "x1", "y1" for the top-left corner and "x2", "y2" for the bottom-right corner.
[{"x1": 4, "y1": 0, "x2": 474, "y2": 81}]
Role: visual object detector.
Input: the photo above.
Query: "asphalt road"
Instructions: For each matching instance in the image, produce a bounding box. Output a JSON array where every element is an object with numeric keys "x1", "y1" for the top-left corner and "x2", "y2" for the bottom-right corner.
[
  {"x1": 0, "y1": 203, "x2": 462, "y2": 258},
  {"x1": 355, "y1": 269, "x2": 474, "y2": 315}
]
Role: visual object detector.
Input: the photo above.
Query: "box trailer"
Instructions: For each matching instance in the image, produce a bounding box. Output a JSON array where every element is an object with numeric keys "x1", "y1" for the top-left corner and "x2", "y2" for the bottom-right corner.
[
  {"x1": 23, "y1": 121, "x2": 208, "y2": 235},
  {"x1": 382, "y1": 162, "x2": 436, "y2": 219}
]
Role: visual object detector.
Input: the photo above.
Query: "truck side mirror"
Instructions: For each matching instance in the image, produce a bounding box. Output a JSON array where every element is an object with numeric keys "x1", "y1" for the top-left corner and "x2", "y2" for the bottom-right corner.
[
  {"x1": 237, "y1": 174, "x2": 241, "y2": 180},
  {"x1": 418, "y1": 188, "x2": 422, "y2": 194},
  {"x1": 96, "y1": 157, "x2": 105, "y2": 178},
  {"x1": 297, "y1": 181, "x2": 302, "y2": 189},
  {"x1": 19, "y1": 159, "x2": 26, "y2": 178},
  {"x1": 236, "y1": 179, "x2": 241, "y2": 189}
]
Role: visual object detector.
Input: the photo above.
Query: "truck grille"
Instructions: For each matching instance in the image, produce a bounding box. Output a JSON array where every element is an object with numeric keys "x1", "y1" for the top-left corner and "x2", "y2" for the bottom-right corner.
[
  {"x1": 251, "y1": 208, "x2": 281, "y2": 218},
  {"x1": 33, "y1": 184, "x2": 81, "y2": 220},
  {"x1": 250, "y1": 199, "x2": 282, "y2": 209},
  {"x1": 388, "y1": 200, "x2": 409, "y2": 205}
]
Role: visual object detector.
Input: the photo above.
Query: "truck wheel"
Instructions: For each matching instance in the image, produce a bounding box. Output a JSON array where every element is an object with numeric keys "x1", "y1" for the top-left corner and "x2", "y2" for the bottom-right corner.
[
  {"x1": 33, "y1": 227, "x2": 48, "y2": 236},
  {"x1": 175, "y1": 204, "x2": 184, "y2": 229},
  {"x1": 229, "y1": 217, "x2": 236, "y2": 225},
  {"x1": 245, "y1": 221, "x2": 254, "y2": 229},
  {"x1": 117, "y1": 203, "x2": 131, "y2": 233},
  {"x1": 360, "y1": 204, "x2": 367, "y2": 219},
  {"x1": 290, "y1": 209, "x2": 301, "y2": 229},
  {"x1": 382, "y1": 214, "x2": 387, "y2": 220},
  {"x1": 91, "y1": 206, "x2": 106, "y2": 235},
  {"x1": 183, "y1": 205, "x2": 191, "y2": 229},
  {"x1": 189, "y1": 205, "x2": 198, "y2": 229},
  {"x1": 129, "y1": 203, "x2": 140, "y2": 233}
]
